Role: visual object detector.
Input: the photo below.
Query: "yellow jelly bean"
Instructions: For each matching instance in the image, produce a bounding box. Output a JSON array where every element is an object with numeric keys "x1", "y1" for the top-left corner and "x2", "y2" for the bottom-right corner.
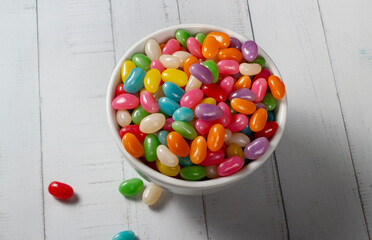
[
  {"x1": 120, "y1": 60, "x2": 136, "y2": 83},
  {"x1": 161, "y1": 69, "x2": 188, "y2": 87},
  {"x1": 156, "y1": 159, "x2": 180, "y2": 176},
  {"x1": 144, "y1": 69, "x2": 161, "y2": 94},
  {"x1": 199, "y1": 97, "x2": 216, "y2": 105},
  {"x1": 226, "y1": 144, "x2": 245, "y2": 159}
]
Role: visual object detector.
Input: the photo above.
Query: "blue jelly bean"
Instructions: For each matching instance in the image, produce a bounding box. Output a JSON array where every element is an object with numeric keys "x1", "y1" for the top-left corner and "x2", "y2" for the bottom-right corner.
[
  {"x1": 112, "y1": 230, "x2": 135, "y2": 240},
  {"x1": 158, "y1": 130, "x2": 170, "y2": 146},
  {"x1": 240, "y1": 124, "x2": 252, "y2": 137},
  {"x1": 158, "y1": 97, "x2": 181, "y2": 116},
  {"x1": 178, "y1": 156, "x2": 194, "y2": 167},
  {"x1": 123, "y1": 67, "x2": 146, "y2": 93},
  {"x1": 162, "y1": 82, "x2": 185, "y2": 102},
  {"x1": 173, "y1": 107, "x2": 194, "y2": 122},
  {"x1": 267, "y1": 111, "x2": 275, "y2": 122}
]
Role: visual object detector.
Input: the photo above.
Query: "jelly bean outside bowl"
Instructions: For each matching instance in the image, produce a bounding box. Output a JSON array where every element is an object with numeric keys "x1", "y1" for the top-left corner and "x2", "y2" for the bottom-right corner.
[{"x1": 106, "y1": 24, "x2": 287, "y2": 196}]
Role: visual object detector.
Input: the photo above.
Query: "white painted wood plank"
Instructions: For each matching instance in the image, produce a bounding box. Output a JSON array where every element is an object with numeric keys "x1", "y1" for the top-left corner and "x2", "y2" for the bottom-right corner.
[
  {"x1": 317, "y1": 0, "x2": 372, "y2": 234},
  {"x1": 248, "y1": 0, "x2": 369, "y2": 239},
  {"x1": 0, "y1": 0, "x2": 44, "y2": 239},
  {"x1": 178, "y1": 0, "x2": 288, "y2": 239}
]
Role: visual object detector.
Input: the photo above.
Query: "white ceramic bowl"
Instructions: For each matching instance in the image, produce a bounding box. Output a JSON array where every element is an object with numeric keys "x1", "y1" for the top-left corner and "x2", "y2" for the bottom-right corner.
[{"x1": 106, "y1": 24, "x2": 287, "y2": 195}]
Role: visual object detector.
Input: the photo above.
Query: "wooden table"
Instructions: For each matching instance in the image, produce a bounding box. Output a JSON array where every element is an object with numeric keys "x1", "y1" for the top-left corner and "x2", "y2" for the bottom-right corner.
[{"x1": 1, "y1": 0, "x2": 372, "y2": 239}]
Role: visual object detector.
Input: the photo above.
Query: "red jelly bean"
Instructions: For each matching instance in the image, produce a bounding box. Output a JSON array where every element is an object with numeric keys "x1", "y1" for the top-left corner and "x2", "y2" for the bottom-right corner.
[
  {"x1": 254, "y1": 121, "x2": 278, "y2": 140},
  {"x1": 115, "y1": 83, "x2": 126, "y2": 97},
  {"x1": 202, "y1": 84, "x2": 227, "y2": 102},
  {"x1": 253, "y1": 68, "x2": 271, "y2": 82},
  {"x1": 48, "y1": 181, "x2": 74, "y2": 199},
  {"x1": 119, "y1": 125, "x2": 147, "y2": 141}
]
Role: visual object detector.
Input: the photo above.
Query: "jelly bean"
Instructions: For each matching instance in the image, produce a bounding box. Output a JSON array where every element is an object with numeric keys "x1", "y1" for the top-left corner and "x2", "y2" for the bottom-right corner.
[
  {"x1": 251, "y1": 57, "x2": 265, "y2": 68},
  {"x1": 119, "y1": 125, "x2": 147, "y2": 141},
  {"x1": 217, "y1": 60, "x2": 240, "y2": 75},
  {"x1": 116, "y1": 109, "x2": 132, "y2": 127},
  {"x1": 175, "y1": 29, "x2": 192, "y2": 49},
  {"x1": 207, "y1": 32, "x2": 230, "y2": 48},
  {"x1": 255, "y1": 121, "x2": 278, "y2": 140},
  {"x1": 150, "y1": 60, "x2": 166, "y2": 73},
  {"x1": 261, "y1": 92, "x2": 277, "y2": 111},
  {"x1": 143, "y1": 69, "x2": 161, "y2": 94},
  {"x1": 180, "y1": 166, "x2": 206, "y2": 181},
  {"x1": 233, "y1": 75, "x2": 252, "y2": 90},
  {"x1": 163, "y1": 38, "x2": 180, "y2": 55},
  {"x1": 189, "y1": 63, "x2": 214, "y2": 85},
  {"x1": 132, "y1": 54, "x2": 151, "y2": 71},
  {"x1": 112, "y1": 93, "x2": 139, "y2": 110},
  {"x1": 206, "y1": 165, "x2": 219, "y2": 178},
  {"x1": 230, "y1": 98, "x2": 256, "y2": 115},
  {"x1": 159, "y1": 43, "x2": 166, "y2": 51},
  {"x1": 121, "y1": 60, "x2": 136, "y2": 83},
  {"x1": 251, "y1": 78, "x2": 268, "y2": 103},
  {"x1": 185, "y1": 75, "x2": 203, "y2": 92},
  {"x1": 217, "y1": 156, "x2": 244, "y2": 177},
  {"x1": 226, "y1": 144, "x2": 245, "y2": 159},
  {"x1": 157, "y1": 145, "x2": 179, "y2": 167},
  {"x1": 132, "y1": 105, "x2": 150, "y2": 125},
  {"x1": 268, "y1": 75, "x2": 286, "y2": 100},
  {"x1": 244, "y1": 137, "x2": 269, "y2": 159},
  {"x1": 220, "y1": 76, "x2": 235, "y2": 96},
  {"x1": 255, "y1": 102, "x2": 267, "y2": 110},
  {"x1": 249, "y1": 108, "x2": 267, "y2": 132},
  {"x1": 184, "y1": 56, "x2": 199, "y2": 76},
  {"x1": 142, "y1": 182, "x2": 162, "y2": 206},
  {"x1": 167, "y1": 131, "x2": 190, "y2": 157},
  {"x1": 267, "y1": 111, "x2": 275, "y2": 122},
  {"x1": 241, "y1": 40, "x2": 258, "y2": 62},
  {"x1": 140, "y1": 91, "x2": 159, "y2": 113},
  {"x1": 173, "y1": 107, "x2": 194, "y2": 122},
  {"x1": 239, "y1": 63, "x2": 262, "y2": 76},
  {"x1": 180, "y1": 88, "x2": 203, "y2": 108},
  {"x1": 139, "y1": 113, "x2": 166, "y2": 133},
  {"x1": 161, "y1": 69, "x2": 188, "y2": 87},
  {"x1": 122, "y1": 133, "x2": 144, "y2": 158},
  {"x1": 199, "y1": 97, "x2": 217, "y2": 105},
  {"x1": 240, "y1": 124, "x2": 252, "y2": 137},
  {"x1": 157, "y1": 130, "x2": 169, "y2": 146},
  {"x1": 178, "y1": 156, "x2": 194, "y2": 167},
  {"x1": 229, "y1": 88, "x2": 256, "y2": 101},
  {"x1": 202, "y1": 84, "x2": 227, "y2": 102},
  {"x1": 144, "y1": 134, "x2": 160, "y2": 162},
  {"x1": 229, "y1": 37, "x2": 242, "y2": 50},
  {"x1": 172, "y1": 121, "x2": 197, "y2": 140},
  {"x1": 48, "y1": 181, "x2": 74, "y2": 199},
  {"x1": 225, "y1": 132, "x2": 251, "y2": 147},
  {"x1": 231, "y1": 72, "x2": 243, "y2": 80},
  {"x1": 202, "y1": 60, "x2": 219, "y2": 83},
  {"x1": 172, "y1": 51, "x2": 192, "y2": 66},
  {"x1": 253, "y1": 68, "x2": 271, "y2": 82},
  {"x1": 218, "y1": 48, "x2": 243, "y2": 62},
  {"x1": 227, "y1": 114, "x2": 249, "y2": 132},
  {"x1": 187, "y1": 37, "x2": 203, "y2": 59},
  {"x1": 194, "y1": 119, "x2": 214, "y2": 135},
  {"x1": 200, "y1": 149, "x2": 225, "y2": 166},
  {"x1": 145, "y1": 39, "x2": 162, "y2": 61},
  {"x1": 195, "y1": 103, "x2": 223, "y2": 121},
  {"x1": 227, "y1": 101, "x2": 237, "y2": 115},
  {"x1": 162, "y1": 82, "x2": 185, "y2": 102},
  {"x1": 202, "y1": 35, "x2": 219, "y2": 59},
  {"x1": 158, "y1": 97, "x2": 181, "y2": 116},
  {"x1": 118, "y1": 178, "x2": 144, "y2": 196},
  {"x1": 112, "y1": 230, "x2": 135, "y2": 240},
  {"x1": 116, "y1": 83, "x2": 126, "y2": 97},
  {"x1": 224, "y1": 128, "x2": 232, "y2": 141},
  {"x1": 159, "y1": 54, "x2": 179, "y2": 69},
  {"x1": 217, "y1": 102, "x2": 232, "y2": 127},
  {"x1": 163, "y1": 117, "x2": 174, "y2": 131},
  {"x1": 123, "y1": 68, "x2": 146, "y2": 93},
  {"x1": 156, "y1": 159, "x2": 180, "y2": 176},
  {"x1": 195, "y1": 33, "x2": 206, "y2": 45},
  {"x1": 207, "y1": 124, "x2": 225, "y2": 151},
  {"x1": 190, "y1": 136, "x2": 207, "y2": 164}
]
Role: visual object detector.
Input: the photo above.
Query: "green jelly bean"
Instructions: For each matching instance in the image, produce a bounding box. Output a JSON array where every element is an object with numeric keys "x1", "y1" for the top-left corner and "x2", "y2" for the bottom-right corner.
[
  {"x1": 132, "y1": 54, "x2": 151, "y2": 71},
  {"x1": 132, "y1": 105, "x2": 150, "y2": 125},
  {"x1": 180, "y1": 166, "x2": 206, "y2": 181},
  {"x1": 195, "y1": 33, "x2": 206, "y2": 45},
  {"x1": 261, "y1": 92, "x2": 277, "y2": 111},
  {"x1": 144, "y1": 134, "x2": 160, "y2": 162},
  {"x1": 251, "y1": 57, "x2": 266, "y2": 68},
  {"x1": 118, "y1": 178, "x2": 143, "y2": 196},
  {"x1": 178, "y1": 156, "x2": 194, "y2": 167},
  {"x1": 175, "y1": 29, "x2": 192, "y2": 49},
  {"x1": 172, "y1": 121, "x2": 197, "y2": 140},
  {"x1": 202, "y1": 60, "x2": 219, "y2": 83}
]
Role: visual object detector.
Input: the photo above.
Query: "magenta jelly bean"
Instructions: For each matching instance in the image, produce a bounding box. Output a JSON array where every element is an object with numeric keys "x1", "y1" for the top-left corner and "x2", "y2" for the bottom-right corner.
[
  {"x1": 217, "y1": 60, "x2": 240, "y2": 75},
  {"x1": 140, "y1": 91, "x2": 159, "y2": 113},
  {"x1": 200, "y1": 149, "x2": 225, "y2": 166},
  {"x1": 194, "y1": 119, "x2": 215, "y2": 135},
  {"x1": 163, "y1": 38, "x2": 180, "y2": 55},
  {"x1": 220, "y1": 76, "x2": 235, "y2": 96},
  {"x1": 217, "y1": 102, "x2": 232, "y2": 127},
  {"x1": 186, "y1": 37, "x2": 203, "y2": 59},
  {"x1": 244, "y1": 137, "x2": 269, "y2": 160},
  {"x1": 217, "y1": 156, "x2": 244, "y2": 176},
  {"x1": 150, "y1": 60, "x2": 165, "y2": 73},
  {"x1": 253, "y1": 68, "x2": 271, "y2": 82},
  {"x1": 195, "y1": 103, "x2": 223, "y2": 121},
  {"x1": 229, "y1": 37, "x2": 242, "y2": 50},
  {"x1": 227, "y1": 114, "x2": 248, "y2": 132},
  {"x1": 163, "y1": 117, "x2": 174, "y2": 131},
  {"x1": 241, "y1": 40, "x2": 258, "y2": 62},
  {"x1": 180, "y1": 88, "x2": 203, "y2": 108},
  {"x1": 251, "y1": 78, "x2": 267, "y2": 103},
  {"x1": 189, "y1": 63, "x2": 214, "y2": 85},
  {"x1": 255, "y1": 102, "x2": 267, "y2": 110},
  {"x1": 112, "y1": 93, "x2": 139, "y2": 110}
]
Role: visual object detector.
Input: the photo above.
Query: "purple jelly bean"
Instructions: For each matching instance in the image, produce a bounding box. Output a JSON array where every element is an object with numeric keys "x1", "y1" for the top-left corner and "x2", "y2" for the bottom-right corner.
[
  {"x1": 231, "y1": 72, "x2": 242, "y2": 80},
  {"x1": 229, "y1": 37, "x2": 242, "y2": 50},
  {"x1": 195, "y1": 103, "x2": 223, "y2": 121},
  {"x1": 244, "y1": 137, "x2": 269, "y2": 160},
  {"x1": 255, "y1": 103, "x2": 267, "y2": 110},
  {"x1": 229, "y1": 89, "x2": 256, "y2": 101},
  {"x1": 241, "y1": 40, "x2": 258, "y2": 62},
  {"x1": 189, "y1": 63, "x2": 214, "y2": 84}
]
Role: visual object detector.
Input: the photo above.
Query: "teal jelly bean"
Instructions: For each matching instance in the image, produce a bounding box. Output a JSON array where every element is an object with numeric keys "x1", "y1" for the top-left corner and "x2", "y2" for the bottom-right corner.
[
  {"x1": 267, "y1": 111, "x2": 275, "y2": 122},
  {"x1": 173, "y1": 107, "x2": 194, "y2": 122},
  {"x1": 118, "y1": 178, "x2": 143, "y2": 197},
  {"x1": 202, "y1": 60, "x2": 219, "y2": 83},
  {"x1": 158, "y1": 97, "x2": 180, "y2": 116},
  {"x1": 195, "y1": 33, "x2": 206, "y2": 45},
  {"x1": 144, "y1": 134, "x2": 160, "y2": 162},
  {"x1": 112, "y1": 230, "x2": 135, "y2": 240},
  {"x1": 162, "y1": 82, "x2": 185, "y2": 102},
  {"x1": 131, "y1": 54, "x2": 151, "y2": 71},
  {"x1": 178, "y1": 156, "x2": 194, "y2": 167},
  {"x1": 261, "y1": 92, "x2": 277, "y2": 111},
  {"x1": 123, "y1": 67, "x2": 146, "y2": 93},
  {"x1": 180, "y1": 166, "x2": 206, "y2": 181},
  {"x1": 158, "y1": 130, "x2": 169, "y2": 146},
  {"x1": 132, "y1": 105, "x2": 150, "y2": 125},
  {"x1": 172, "y1": 121, "x2": 197, "y2": 140},
  {"x1": 175, "y1": 29, "x2": 192, "y2": 49},
  {"x1": 251, "y1": 57, "x2": 266, "y2": 68},
  {"x1": 240, "y1": 124, "x2": 252, "y2": 136}
]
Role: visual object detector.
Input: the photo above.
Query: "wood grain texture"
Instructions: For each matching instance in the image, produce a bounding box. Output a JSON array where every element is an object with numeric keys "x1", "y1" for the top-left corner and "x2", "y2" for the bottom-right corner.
[
  {"x1": 0, "y1": 0, "x2": 44, "y2": 239},
  {"x1": 248, "y1": 0, "x2": 369, "y2": 239}
]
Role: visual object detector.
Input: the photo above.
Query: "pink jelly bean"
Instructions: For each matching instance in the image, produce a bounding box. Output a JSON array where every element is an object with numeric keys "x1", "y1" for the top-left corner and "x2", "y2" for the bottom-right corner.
[
  {"x1": 200, "y1": 150, "x2": 225, "y2": 166},
  {"x1": 217, "y1": 102, "x2": 232, "y2": 127},
  {"x1": 220, "y1": 76, "x2": 235, "y2": 96},
  {"x1": 140, "y1": 91, "x2": 159, "y2": 113},
  {"x1": 180, "y1": 89, "x2": 203, "y2": 108},
  {"x1": 186, "y1": 37, "x2": 203, "y2": 59},
  {"x1": 163, "y1": 118, "x2": 174, "y2": 131},
  {"x1": 163, "y1": 39, "x2": 180, "y2": 55},
  {"x1": 253, "y1": 68, "x2": 271, "y2": 82},
  {"x1": 217, "y1": 156, "x2": 244, "y2": 176},
  {"x1": 194, "y1": 119, "x2": 215, "y2": 135},
  {"x1": 112, "y1": 93, "x2": 139, "y2": 110},
  {"x1": 251, "y1": 78, "x2": 267, "y2": 103},
  {"x1": 217, "y1": 60, "x2": 240, "y2": 75},
  {"x1": 150, "y1": 60, "x2": 165, "y2": 73},
  {"x1": 227, "y1": 114, "x2": 248, "y2": 132}
]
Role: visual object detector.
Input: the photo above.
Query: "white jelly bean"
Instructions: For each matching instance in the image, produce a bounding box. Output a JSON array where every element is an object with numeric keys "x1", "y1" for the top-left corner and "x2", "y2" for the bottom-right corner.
[
  {"x1": 116, "y1": 109, "x2": 132, "y2": 127},
  {"x1": 225, "y1": 132, "x2": 251, "y2": 147},
  {"x1": 139, "y1": 113, "x2": 165, "y2": 133},
  {"x1": 172, "y1": 51, "x2": 192, "y2": 67},
  {"x1": 156, "y1": 145, "x2": 179, "y2": 167},
  {"x1": 142, "y1": 182, "x2": 162, "y2": 206},
  {"x1": 239, "y1": 63, "x2": 262, "y2": 76},
  {"x1": 185, "y1": 75, "x2": 203, "y2": 92},
  {"x1": 145, "y1": 39, "x2": 162, "y2": 61},
  {"x1": 159, "y1": 54, "x2": 180, "y2": 69},
  {"x1": 224, "y1": 128, "x2": 232, "y2": 142}
]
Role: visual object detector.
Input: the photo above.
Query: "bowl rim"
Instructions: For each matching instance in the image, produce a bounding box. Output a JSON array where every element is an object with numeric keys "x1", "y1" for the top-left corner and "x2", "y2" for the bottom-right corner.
[{"x1": 106, "y1": 23, "x2": 287, "y2": 191}]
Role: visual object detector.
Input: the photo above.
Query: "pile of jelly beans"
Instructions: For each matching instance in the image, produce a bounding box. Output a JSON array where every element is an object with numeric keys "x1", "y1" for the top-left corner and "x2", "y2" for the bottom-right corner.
[{"x1": 112, "y1": 29, "x2": 286, "y2": 181}]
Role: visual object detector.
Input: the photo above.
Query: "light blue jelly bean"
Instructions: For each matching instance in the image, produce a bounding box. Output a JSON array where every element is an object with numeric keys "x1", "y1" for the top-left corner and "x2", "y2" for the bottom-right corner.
[
  {"x1": 158, "y1": 97, "x2": 181, "y2": 116},
  {"x1": 112, "y1": 230, "x2": 135, "y2": 240},
  {"x1": 123, "y1": 67, "x2": 146, "y2": 93},
  {"x1": 158, "y1": 130, "x2": 170, "y2": 146},
  {"x1": 162, "y1": 82, "x2": 185, "y2": 102},
  {"x1": 267, "y1": 111, "x2": 275, "y2": 122},
  {"x1": 178, "y1": 156, "x2": 194, "y2": 167},
  {"x1": 173, "y1": 107, "x2": 194, "y2": 122},
  {"x1": 240, "y1": 124, "x2": 252, "y2": 136}
]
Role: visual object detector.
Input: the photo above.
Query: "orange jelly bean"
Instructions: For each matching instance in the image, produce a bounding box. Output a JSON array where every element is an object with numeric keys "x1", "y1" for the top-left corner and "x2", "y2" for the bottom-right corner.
[
  {"x1": 190, "y1": 136, "x2": 207, "y2": 164},
  {"x1": 184, "y1": 56, "x2": 199, "y2": 76},
  {"x1": 207, "y1": 32, "x2": 230, "y2": 48},
  {"x1": 231, "y1": 98, "x2": 257, "y2": 115},
  {"x1": 268, "y1": 75, "x2": 286, "y2": 100},
  {"x1": 249, "y1": 108, "x2": 268, "y2": 132},
  {"x1": 202, "y1": 36, "x2": 220, "y2": 59},
  {"x1": 159, "y1": 43, "x2": 166, "y2": 52},
  {"x1": 179, "y1": 46, "x2": 187, "y2": 51},
  {"x1": 234, "y1": 75, "x2": 252, "y2": 90},
  {"x1": 207, "y1": 124, "x2": 225, "y2": 152},
  {"x1": 218, "y1": 48, "x2": 243, "y2": 62},
  {"x1": 166, "y1": 131, "x2": 190, "y2": 157},
  {"x1": 122, "y1": 133, "x2": 144, "y2": 158}
]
